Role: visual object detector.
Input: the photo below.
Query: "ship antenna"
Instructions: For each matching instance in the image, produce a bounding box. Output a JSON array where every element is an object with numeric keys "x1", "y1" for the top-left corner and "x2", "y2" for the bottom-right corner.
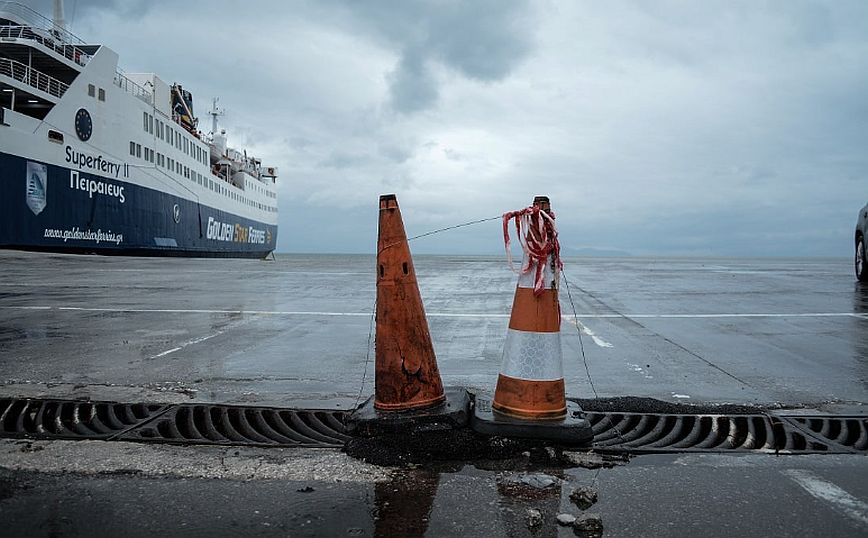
[
  {"x1": 208, "y1": 98, "x2": 224, "y2": 139},
  {"x1": 53, "y1": 0, "x2": 67, "y2": 35}
]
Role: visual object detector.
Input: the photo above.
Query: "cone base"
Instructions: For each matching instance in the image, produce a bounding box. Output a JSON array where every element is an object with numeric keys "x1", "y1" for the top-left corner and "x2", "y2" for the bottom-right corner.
[
  {"x1": 374, "y1": 393, "x2": 446, "y2": 412},
  {"x1": 347, "y1": 387, "x2": 470, "y2": 438},
  {"x1": 492, "y1": 374, "x2": 567, "y2": 420},
  {"x1": 472, "y1": 397, "x2": 593, "y2": 446}
]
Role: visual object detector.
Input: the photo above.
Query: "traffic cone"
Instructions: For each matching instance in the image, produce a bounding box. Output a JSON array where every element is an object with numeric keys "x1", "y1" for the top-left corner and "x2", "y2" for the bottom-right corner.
[
  {"x1": 472, "y1": 195, "x2": 590, "y2": 445},
  {"x1": 492, "y1": 195, "x2": 566, "y2": 419},
  {"x1": 374, "y1": 194, "x2": 445, "y2": 411}
]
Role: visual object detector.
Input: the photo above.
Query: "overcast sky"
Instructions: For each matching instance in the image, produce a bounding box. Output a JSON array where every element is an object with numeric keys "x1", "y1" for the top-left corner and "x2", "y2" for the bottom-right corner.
[{"x1": 26, "y1": 0, "x2": 868, "y2": 256}]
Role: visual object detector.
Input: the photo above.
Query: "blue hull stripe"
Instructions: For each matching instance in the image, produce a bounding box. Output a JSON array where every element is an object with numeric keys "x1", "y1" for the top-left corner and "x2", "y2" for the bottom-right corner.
[{"x1": 1, "y1": 152, "x2": 277, "y2": 258}]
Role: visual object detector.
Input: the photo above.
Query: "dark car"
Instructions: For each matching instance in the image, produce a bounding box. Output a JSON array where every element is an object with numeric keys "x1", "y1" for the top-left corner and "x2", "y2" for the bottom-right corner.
[{"x1": 857, "y1": 202, "x2": 868, "y2": 282}]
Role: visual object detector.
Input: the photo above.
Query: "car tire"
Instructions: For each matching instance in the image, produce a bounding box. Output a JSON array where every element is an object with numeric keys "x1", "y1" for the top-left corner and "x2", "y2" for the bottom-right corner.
[{"x1": 857, "y1": 235, "x2": 868, "y2": 283}]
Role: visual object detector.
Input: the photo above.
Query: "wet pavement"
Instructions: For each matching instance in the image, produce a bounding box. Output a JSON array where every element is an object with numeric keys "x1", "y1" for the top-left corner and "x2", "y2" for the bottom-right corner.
[
  {"x1": 0, "y1": 251, "x2": 867, "y2": 536},
  {"x1": 0, "y1": 252, "x2": 865, "y2": 411},
  {"x1": 1, "y1": 445, "x2": 867, "y2": 537}
]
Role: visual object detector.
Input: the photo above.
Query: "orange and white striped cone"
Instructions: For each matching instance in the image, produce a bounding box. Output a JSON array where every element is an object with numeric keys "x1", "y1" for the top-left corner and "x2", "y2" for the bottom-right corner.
[
  {"x1": 472, "y1": 195, "x2": 591, "y2": 444},
  {"x1": 492, "y1": 196, "x2": 567, "y2": 419}
]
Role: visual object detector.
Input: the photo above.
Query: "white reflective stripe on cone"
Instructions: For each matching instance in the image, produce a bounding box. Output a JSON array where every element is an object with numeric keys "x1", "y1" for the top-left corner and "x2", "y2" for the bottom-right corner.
[
  {"x1": 516, "y1": 259, "x2": 557, "y2": 290},
  {"x1": 500, "y1": 329, "x2": 563, "y2": 381}
]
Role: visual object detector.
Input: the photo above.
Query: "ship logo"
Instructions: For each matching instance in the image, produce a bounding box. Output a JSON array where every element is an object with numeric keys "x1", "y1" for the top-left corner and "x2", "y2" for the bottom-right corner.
[
  {"x1": 266, "y1": 228, "x2": 272, "y2": 244},
  {"x1": 25, "y1": 161, "x2": 48, "y2": 216},
  {"x1": 172, "y1": 204, "x2": 181, "y2": 223}
]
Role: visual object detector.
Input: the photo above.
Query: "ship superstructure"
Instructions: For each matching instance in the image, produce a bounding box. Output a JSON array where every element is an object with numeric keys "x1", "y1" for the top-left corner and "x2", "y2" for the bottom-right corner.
[{"x1": 0, "y1": 1, "x2": 278, "y2": 257}]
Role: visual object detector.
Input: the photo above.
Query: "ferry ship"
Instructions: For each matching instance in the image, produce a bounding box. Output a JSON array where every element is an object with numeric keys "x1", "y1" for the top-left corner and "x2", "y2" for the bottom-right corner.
[{"x1": 0, "y1": 1, "x2": 278, "y2": 258}]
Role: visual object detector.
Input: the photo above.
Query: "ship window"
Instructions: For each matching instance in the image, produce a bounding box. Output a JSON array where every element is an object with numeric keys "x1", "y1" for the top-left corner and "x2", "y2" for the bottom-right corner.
[
  {"x1": 88, "y1": 84, "x2": 95, "y2": 97},
  {"x1": 48, "y1": 130, "x2": 63, "y2": 144},
  {"x1": 130, "y1": 141, "x2": 135, "y2": 156},
  {"x1": 143, "y1": 112, "x2": 148, "y2": 132},
  {"x1": 168, "y1": 128, "x2": 173, "y2": 145},
  {"x1": 136, "y1": 143, "x2": 141, "y2": 158},
  {"x1": 148, "y1": 114, "x2": 153, "y2": 135},
  {"x1": 98, "y1": 88, "x2": 105, "y2": 101}
]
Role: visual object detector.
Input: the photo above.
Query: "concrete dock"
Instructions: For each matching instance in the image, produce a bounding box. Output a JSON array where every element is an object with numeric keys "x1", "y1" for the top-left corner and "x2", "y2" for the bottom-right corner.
[{"x1": 0, "y1": 251, "x2": 866, "y2": 536}]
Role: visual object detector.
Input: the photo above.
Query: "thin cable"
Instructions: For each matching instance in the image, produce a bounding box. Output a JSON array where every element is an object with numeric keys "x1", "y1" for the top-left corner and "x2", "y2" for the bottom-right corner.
[
  {"x1": 562, "y1": 271, "x2": 596, "y2": 398},
  {"x1": 352, "y1": 297, "x2": 377, "y2": 412},
  {"x1": 377, "y1": 215, "x2": 502, "y2": 255},
  {"x1": 407, "y1": 215, "x2": 502, "y2": 242},
  {"x1": 561, "y1": 269, "x2": 626, "y2": 445}
]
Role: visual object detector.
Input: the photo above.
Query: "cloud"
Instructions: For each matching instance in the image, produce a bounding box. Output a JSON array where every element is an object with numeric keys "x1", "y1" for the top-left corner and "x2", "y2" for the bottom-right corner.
[
  {"x1": 320, "y1": 0, "x2": 535, "y2": 112},
  {"x1": 386, "y1": 46, "x2": 439, "y2": 113},
  {"x1": 25, "y1": 0, "x2": 868, "y2": 256}
]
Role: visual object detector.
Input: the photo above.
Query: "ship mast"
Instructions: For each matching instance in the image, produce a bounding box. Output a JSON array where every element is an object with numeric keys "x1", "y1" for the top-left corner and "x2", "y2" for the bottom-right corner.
[
  {"x1": 52, "y1": 0, "x2": 66, "y2": 34},
  {"x1": 208, "y1": 97, "x2": 224, "y2": 139}
]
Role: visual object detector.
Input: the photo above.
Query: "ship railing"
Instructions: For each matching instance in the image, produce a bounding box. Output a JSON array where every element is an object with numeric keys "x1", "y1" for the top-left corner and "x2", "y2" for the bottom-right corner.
[
  {"x1": 113, "y1": 70, "x2": 153, "y2": 105},
  {"x1": 0, "y1": 56, "x2": 68, "y2": 98},
  {"x1": 0, "y1": 2, "x2": 87, "y2": 46},
  {"x1": 0, "y1": 24, "x2": 89, "y2": 67}
]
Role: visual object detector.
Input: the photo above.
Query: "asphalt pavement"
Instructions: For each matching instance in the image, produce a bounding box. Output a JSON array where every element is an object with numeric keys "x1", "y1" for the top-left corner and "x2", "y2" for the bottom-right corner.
[
  {"x1": 0, "y1": 252, "x2": 865, "y2": 411},
  {"x1": 0, "y1": 251, "x2": 866, "y2": 536}
]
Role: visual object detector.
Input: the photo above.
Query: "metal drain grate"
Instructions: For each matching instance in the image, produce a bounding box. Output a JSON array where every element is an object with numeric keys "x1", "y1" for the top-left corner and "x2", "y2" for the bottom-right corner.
[
  {"x1": 0, "y1": 398, "x2": 350, "y2": 448},
  {"x1": 1, "y1": 397, "x2": 863, "y2": 454},
  {"x1": 585, "y1": 412, "x2": 849, "y2": 454},
  {"x1": 121, "y1": 404, "x2": 351, "y2": 448},
  {"x1": 777, "y1": 415, "x2": 868, "y2": 452},
  {"x1": 0, "y1": 398, "x2": 166, "y2": 440}
]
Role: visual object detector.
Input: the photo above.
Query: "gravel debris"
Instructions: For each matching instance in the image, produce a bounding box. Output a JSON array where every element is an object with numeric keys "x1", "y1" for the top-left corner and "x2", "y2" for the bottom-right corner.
[
  {"x1": 569, "y1": 486, "x2": 598, "y2": 509},
  {"x1": 525, "y1": 508, "x2": 543, "y2": 529}
]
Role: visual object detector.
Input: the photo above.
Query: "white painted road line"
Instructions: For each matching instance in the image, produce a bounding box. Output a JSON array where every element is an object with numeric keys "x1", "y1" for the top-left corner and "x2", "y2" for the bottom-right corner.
[
  {"x1": 0, "y1": 306, "x2": 864, "y2": 319},
  {"x1": 148, "y1": 329, "x2": 228, "y2": 359},
  {"x1": 783, "y1": 470, "x2": 868, "y2": 527},
  {"x1": 563, "y1": 317, "x2": 614, "y2": 348}
]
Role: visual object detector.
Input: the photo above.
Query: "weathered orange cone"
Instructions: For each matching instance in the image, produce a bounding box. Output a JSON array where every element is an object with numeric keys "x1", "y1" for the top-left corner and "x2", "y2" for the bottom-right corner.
[
  {"x1": 374, "y1": 194, "x2": 446, "y2": 411},
  {"x1": 492, "y1": 196, "x2": 567, "y2": 419}
]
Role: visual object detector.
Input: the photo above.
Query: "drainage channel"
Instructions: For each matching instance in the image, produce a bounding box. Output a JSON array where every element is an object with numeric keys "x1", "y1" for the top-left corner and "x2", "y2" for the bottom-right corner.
[
  {"x1": 585, "y1": 412, "x2": 867, "y2": 454},
  {"x1": 0, "y1": 398, "x2": 864, "y2": 454},
  {"x1": 0, "y1": 398, "x2": 350, "y2": 448}
]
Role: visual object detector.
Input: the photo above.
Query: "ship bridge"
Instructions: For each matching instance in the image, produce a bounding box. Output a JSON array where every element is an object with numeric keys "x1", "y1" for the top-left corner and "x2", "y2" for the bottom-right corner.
[{"x1": 0, "y1": 1, "x2": 92, "y2": 119}]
